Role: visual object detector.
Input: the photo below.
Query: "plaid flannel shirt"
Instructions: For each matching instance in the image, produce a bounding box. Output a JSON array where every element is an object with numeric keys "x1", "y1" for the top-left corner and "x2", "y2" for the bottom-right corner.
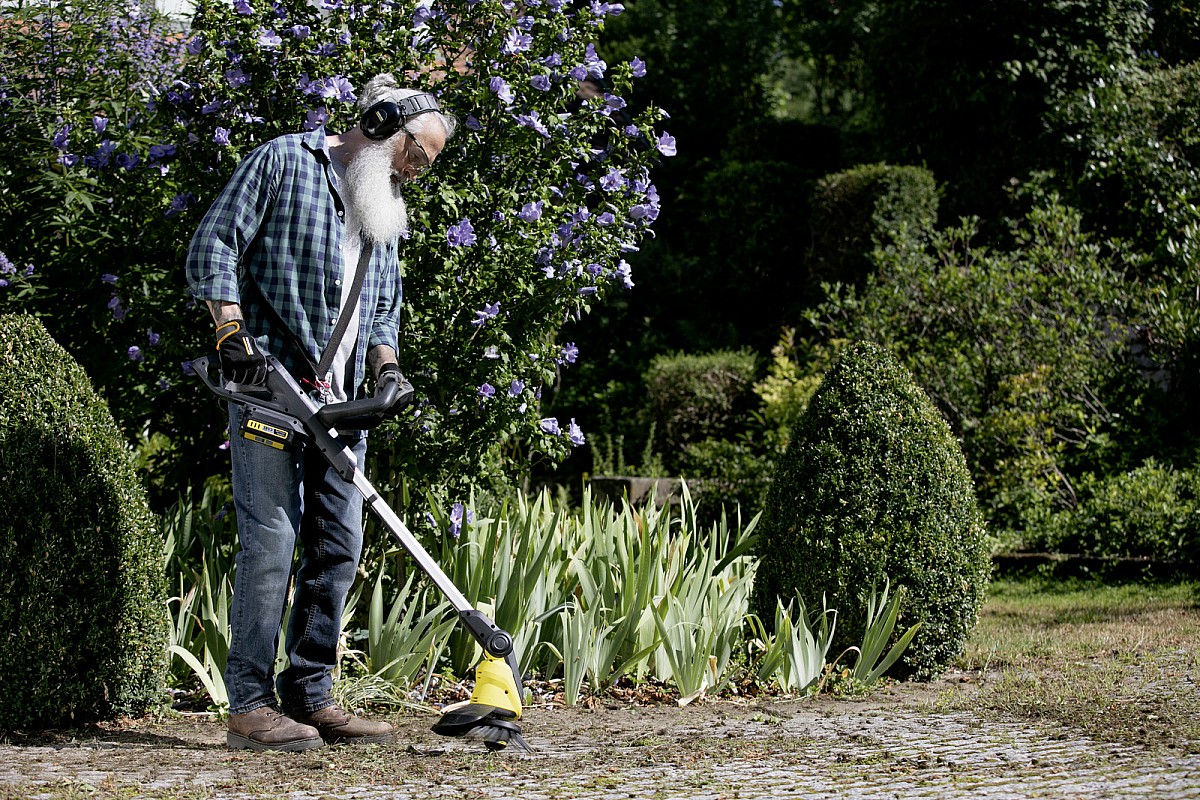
[{"x1": 185, "y1": 127, "x2": 402, "y2": 396}]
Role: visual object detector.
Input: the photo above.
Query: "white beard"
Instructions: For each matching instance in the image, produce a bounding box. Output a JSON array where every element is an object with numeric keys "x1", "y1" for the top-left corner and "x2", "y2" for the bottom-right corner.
[{"x1": 343, "y1": 139, "x2": 408, "y2": 243}]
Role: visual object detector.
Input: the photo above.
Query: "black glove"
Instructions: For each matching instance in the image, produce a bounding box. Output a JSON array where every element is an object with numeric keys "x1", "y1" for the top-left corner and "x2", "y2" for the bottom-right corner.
[
  {"x1": 377, "y1": 363, "x2": 415, "y2": 417},
  {"x1": 215, "y1": 319, "x2": 267, "y2": 385}
]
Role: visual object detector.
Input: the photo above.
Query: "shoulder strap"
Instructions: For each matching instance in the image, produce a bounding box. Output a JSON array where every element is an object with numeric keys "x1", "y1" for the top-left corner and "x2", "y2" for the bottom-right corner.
[{"x1": 314, "y1": 234, "x2": 372, "y2": 380}]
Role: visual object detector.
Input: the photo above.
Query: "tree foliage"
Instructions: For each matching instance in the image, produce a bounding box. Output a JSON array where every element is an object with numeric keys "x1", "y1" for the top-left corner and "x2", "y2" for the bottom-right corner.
[
  {"x1": 1041, "y1": 55, "x2": 1200, "y2": 475},
  {"x1": 1051, "y1": 61, "x2": 1200, "y2": 263},
  {"x1": 778, "y1": 0, "x2": 1155, "y2": 217},
  {"x1": 810, "y1": 200, "x2": 1148, "y2": 539}
]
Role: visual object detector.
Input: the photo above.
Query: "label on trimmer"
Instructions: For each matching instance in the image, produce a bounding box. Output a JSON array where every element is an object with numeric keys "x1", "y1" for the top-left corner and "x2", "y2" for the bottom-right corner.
[
  {"x1": 242, "y1": 431, "x2": 286, "y2": 450},
  {"x1": 241, "y1": 414, "x2": 295, "y2": 449},
  {"x1": 246, "y1": 418, "x2": 290, "y2": 440}
]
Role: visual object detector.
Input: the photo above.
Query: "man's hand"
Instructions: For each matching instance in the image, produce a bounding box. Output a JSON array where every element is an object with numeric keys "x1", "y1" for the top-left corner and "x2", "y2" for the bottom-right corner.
[
  {"x1": 215, "y1": 319, "x2": 267, "y2": 385},
  {"x1": 376, "y1": 363, "x2": 415, "y2": 417}
]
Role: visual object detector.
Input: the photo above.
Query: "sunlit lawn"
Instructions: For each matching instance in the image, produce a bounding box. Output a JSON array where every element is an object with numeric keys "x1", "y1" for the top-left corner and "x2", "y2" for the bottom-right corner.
[{"x1": 951, "y1": 576, "x2": 1200, "y2": 752}]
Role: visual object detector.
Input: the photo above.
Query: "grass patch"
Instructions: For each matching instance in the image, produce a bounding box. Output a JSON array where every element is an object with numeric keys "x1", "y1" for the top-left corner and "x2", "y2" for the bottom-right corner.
[{"x1": 956, "y1": 576, "x2": 1200, "y2": 752}]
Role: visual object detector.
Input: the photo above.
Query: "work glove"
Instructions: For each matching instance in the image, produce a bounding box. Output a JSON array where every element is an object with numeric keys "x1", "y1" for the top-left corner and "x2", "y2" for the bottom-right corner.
[
  {"x1": 376, "y1": 363, "x2": 415, "y2": 417},
  {"x1": 215, "y1": 319, "x2": 267, "y2": 385}
]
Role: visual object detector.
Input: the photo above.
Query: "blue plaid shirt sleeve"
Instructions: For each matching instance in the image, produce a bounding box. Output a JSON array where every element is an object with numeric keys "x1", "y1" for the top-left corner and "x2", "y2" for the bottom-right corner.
[
  {"x1": 185, "y1": 128, "x2": 403, "y2": 392},
  {"x1": 369, "y1": 240, "x2": 402, "y2": 352},
  {"x1": 185, "y1": 141, "x2": 280, "y2": 305}
]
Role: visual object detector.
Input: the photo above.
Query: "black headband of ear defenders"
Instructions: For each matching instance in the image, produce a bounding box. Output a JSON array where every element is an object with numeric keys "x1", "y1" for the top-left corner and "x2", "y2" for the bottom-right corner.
[{"x1": 360, "y1": 93, "x2": 441, "y2": 140}]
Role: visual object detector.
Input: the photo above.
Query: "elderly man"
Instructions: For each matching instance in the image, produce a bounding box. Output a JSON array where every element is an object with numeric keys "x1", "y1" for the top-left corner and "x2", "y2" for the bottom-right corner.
[{"x1": 186, "y1": 73, "x2": 456, "y2": 752}]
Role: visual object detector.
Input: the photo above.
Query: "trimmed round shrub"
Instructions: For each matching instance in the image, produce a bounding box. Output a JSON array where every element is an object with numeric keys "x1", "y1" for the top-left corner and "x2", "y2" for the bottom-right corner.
[
  {"x1": 643, "y1": 349, "x2": 759, "y2": 455},
  {"x1": 0, "y1": 314, "x2": 166, "y2": 729},
  {"x1": 752, "y1": 341, "x2": 990, "y2": 680},
  {"x1": 808, "y1": 163, "x2": 939, "y2": 287}
]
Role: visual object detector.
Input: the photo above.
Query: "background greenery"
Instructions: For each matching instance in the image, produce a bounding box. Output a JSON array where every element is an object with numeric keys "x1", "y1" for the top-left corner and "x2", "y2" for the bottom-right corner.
[
  {"x1": 5, "y1": 0, "x2": 1198, "y2": 563},
  {"x1": 550, "y1": 0, "x2": 1200, "y2": 566},
  {"x1": 3, "y1": 0, "x2": 1199, "y2": 726}
]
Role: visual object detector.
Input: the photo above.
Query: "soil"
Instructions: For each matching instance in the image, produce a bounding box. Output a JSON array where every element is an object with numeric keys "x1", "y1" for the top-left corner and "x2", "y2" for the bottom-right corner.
[{"x1": 3, "y1": 673, "x2": 1199, "y2": 799}]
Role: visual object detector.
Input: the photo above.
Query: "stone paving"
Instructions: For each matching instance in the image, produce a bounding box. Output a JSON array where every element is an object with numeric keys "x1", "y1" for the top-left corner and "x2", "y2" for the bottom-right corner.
[{"x1": 3, "y1": 706, "x2": 1198, "y2": 799}]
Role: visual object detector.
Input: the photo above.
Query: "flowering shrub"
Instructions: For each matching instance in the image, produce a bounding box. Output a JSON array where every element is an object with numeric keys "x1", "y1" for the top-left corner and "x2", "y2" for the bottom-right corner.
[
  {"x1": 0, "y1": 0, "x2": 200, "y2": 470},
  {"x1": 0, "y1": 0, "x2": 670, "y2": 505}
]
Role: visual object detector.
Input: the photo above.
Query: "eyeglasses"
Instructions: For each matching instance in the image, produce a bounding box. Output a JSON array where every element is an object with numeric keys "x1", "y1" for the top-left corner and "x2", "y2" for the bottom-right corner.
[{"x1": 407, "y1": 133, "x2": 432, "y2": 170}]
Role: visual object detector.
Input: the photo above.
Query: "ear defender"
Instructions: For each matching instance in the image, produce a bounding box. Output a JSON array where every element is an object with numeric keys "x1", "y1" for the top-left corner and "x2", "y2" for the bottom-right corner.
[{"x1": 360, "y1": 93, "x2": 442, "y2": 140}]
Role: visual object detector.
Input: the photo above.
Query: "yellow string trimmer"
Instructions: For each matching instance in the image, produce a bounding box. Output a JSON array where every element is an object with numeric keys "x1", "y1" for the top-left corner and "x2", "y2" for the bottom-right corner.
[{"x1": 193, "y1": 353, "x2": 530, "y2": 752}]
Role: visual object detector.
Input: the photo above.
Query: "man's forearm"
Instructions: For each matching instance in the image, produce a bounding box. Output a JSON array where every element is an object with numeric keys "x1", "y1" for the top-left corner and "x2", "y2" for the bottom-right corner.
[
  {"x1": 207, "y1": 300, "x2": 243, "y2": 325},
  {"x1": 368, "y1": 345, "x2": 398, "y2": 379}
]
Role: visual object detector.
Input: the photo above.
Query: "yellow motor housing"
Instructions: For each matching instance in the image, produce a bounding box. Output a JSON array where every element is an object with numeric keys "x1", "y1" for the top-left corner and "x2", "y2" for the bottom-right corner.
[{"x1": 470, "y1": 654, "x2": 523, "y2": 719}]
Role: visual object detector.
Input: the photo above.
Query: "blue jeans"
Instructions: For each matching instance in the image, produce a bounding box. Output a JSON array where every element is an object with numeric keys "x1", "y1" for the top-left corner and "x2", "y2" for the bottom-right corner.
[{"x1": 224, "y1": 402, "x2": 367, "y2": 716}]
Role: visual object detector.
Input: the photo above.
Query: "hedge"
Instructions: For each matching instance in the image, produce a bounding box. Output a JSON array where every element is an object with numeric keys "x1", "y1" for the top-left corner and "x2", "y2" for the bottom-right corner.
[
  {"x1": 808, "y1": 162, "x2": 939, "y2": 287},
  {"x1": 0, "y1": 313, "x2": 166, "y2": 728}
]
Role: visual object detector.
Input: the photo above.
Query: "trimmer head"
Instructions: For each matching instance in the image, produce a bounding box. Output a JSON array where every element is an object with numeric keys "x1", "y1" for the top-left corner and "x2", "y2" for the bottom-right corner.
[
  {"x1": 432, "y1": 703, "x2": 531, "y2": 752},
  {"x1": 432, "y1": 654, "x2": 530, "y2": 752}
]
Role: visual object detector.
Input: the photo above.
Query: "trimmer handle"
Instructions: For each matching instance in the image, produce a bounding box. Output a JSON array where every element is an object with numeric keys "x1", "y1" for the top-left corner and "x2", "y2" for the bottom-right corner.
[
  {"x1": 191, "y1": 353, "x2": 396, "y2": 431},
  {"x1": 191, "y1": 352, "x2": 387, "y2": 481},
  {"x1": 315, "y1": 376, "x2": 398, "y2": 430},
  {"x1": 191, "y1": 355, "x2": 265, "y2": 407}
]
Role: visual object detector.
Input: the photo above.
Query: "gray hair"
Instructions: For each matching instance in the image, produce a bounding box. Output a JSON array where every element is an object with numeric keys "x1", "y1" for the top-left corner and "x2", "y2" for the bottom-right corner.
[{"x1": 358, "y1": 73, "x2": 458, "y2": 140}]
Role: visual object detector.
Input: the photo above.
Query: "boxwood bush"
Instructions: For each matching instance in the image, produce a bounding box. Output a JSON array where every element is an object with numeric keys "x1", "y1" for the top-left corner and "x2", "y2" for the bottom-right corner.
[
  {"x1": 642, "y1": 349, "x2": 759, "y2": 459},
  {"x1": 752, "y1": 341, "x2": 990, "y2": 680},
  {"x1": 808, "y1": 163, "x2": 939, "y2": 287},
  {"x1": 0, "y1": 314, "x2": 166, "y2": 729}
]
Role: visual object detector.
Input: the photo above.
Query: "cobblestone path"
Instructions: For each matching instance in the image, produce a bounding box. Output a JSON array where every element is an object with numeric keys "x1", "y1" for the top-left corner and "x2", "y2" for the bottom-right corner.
[{"x1": 2, "y1": 704, "x2": 1198, "y2": 799}]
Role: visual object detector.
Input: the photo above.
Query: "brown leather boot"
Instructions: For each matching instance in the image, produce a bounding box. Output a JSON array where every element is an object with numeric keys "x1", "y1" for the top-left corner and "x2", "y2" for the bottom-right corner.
[
  {"x1": 226, "y1": 706, "x2": 324, "y2": 752},
  {"x1": 290, "y1": 704, "x2": 395, "y2": 745}
]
